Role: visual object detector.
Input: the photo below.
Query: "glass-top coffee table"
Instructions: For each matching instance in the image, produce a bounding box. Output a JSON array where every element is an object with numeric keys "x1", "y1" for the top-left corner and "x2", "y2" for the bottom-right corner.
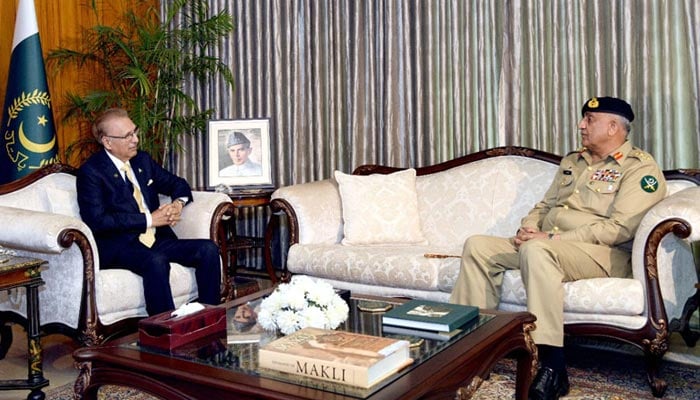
[{"x1": 73, "y1": 288, "x2": 536, "y2": 399}]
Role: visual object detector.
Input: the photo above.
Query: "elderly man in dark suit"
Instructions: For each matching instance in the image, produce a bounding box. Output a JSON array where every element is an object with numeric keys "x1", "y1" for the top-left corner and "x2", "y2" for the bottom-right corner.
[{"x1": 76, "y1": 108, "x2": 221, "y2": 315}]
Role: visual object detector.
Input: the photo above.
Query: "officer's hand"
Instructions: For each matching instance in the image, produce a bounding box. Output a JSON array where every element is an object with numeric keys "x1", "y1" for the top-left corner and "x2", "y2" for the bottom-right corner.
[{"x1": 514, "y1": 227, "x2": 545, "y2": 248}]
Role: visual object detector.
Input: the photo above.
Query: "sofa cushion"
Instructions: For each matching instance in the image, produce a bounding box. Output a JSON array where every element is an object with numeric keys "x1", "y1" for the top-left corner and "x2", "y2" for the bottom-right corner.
[
  {"x1": 45, "y1": 186, "x2": 81, "y2": 217},
  {"x1": 335, "y1": 169, "x2": 426, "y2": 246},
  {"x1": 95, "y1": 263, "x2": 199, "y2": 325},
  {"x1": 499, "y1": 270, "x2": 645, "y2": 316},
  {"x1": 287, "y1": 243, "x2": 461, "y2": 292}
]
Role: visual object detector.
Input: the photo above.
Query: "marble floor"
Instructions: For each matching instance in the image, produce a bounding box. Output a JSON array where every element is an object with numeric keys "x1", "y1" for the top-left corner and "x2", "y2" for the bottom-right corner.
[{"x1": 0, "y1": 310, "x2": 698, "y2": 399}]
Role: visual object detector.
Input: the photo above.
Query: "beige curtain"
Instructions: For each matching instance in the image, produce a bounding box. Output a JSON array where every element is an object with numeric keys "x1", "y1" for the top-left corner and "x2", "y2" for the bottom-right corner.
[{"x1": 170, "y1": 0, "x2": 700, "y2": 189}]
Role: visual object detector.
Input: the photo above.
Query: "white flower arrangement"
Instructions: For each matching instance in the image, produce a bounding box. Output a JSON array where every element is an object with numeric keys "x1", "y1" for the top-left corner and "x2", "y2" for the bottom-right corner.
[{"x1": 258, "y1": 276, "x2": 349, "y2": 335}]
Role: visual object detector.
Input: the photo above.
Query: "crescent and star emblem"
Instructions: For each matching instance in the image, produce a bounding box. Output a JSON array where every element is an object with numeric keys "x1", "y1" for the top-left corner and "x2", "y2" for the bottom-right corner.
[
  {"x1": 18, "y1": 121, "x2": 56, "y2": 153},
  {"x1": 641, "y1": 176, "x2": 659, "y2": 193}
]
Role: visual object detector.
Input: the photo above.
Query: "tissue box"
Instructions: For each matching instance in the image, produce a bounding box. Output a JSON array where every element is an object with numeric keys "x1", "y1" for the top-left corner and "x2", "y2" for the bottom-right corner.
[{"x1": 138, "y1": 305, "x2": 226, "y2": 351}]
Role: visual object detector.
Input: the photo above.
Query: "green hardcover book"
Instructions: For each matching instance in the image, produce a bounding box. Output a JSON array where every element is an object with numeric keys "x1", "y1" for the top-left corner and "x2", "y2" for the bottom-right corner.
[{"x1": 382, "y1": 299, "x2": 479, "y2": 332}]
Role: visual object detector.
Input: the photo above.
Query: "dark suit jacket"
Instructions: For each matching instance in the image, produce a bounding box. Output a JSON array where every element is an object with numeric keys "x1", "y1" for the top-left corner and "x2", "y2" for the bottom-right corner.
[{"x1": 76, "y1": 150, "x2": 193, "y2": 265}]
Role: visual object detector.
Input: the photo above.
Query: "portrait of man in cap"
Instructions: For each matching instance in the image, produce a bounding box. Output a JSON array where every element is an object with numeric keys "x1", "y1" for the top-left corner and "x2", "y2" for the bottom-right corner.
[{"x1": 219, "y1": 130, "x2": 263, "y2": 177}]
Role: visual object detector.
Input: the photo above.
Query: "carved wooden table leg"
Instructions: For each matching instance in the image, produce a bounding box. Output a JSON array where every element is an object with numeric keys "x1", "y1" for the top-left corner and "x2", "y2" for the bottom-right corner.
[
  {"x1": 25, "y1": 277, "x2": 47, "y2": 400},
  {"x1": 0, "y1": 257, "x2": 49, "y2": 400}
]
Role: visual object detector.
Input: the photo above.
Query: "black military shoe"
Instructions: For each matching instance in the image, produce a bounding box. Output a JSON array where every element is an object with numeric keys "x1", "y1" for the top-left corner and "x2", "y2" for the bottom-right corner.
[{"x1": 528, "y1": 366, "x2": 569, "y2": 400}]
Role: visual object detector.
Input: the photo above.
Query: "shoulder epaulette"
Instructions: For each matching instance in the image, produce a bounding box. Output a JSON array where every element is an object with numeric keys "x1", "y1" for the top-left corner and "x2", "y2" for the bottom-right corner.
[
  {"x1": 629, "y1": 149, "x2": 654, "y2": 162},
  {"x1": 566, "y1": 147, "x2": 586, "y2": 156}
]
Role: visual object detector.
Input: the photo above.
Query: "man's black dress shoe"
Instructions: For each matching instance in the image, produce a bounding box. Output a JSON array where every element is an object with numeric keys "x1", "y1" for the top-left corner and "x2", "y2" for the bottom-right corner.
[{"x1": 528, "y1": 366, "x2": 569, "y2": 400}]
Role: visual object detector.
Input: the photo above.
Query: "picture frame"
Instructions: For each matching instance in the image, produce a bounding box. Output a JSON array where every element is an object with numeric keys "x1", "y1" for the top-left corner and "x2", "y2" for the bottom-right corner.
[{"x1": 207, "y1": 118, "x2": 272, "y2": 187}]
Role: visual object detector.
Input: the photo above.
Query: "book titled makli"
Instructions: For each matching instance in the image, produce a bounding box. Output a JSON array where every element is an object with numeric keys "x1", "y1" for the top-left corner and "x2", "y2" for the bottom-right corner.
[{"x1": 258, "y1": 327, "x2": 412, "y2": 388}]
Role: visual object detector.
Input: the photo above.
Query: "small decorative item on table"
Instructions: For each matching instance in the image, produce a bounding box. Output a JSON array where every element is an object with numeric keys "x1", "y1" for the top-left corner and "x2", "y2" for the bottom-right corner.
[
  {"x1": 258, "y1": 276, "x2": 349, "y2": 335},
  {"x1": 357, "y1": 300, "x2": 393, "y2": 313},
  {"x1": 138, "y1": 304, "x2": 227, "y2": 351}
]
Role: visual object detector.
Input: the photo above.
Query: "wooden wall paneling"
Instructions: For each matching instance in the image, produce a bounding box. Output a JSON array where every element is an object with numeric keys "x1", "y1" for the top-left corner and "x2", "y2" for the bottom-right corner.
[{"x1": 0, "y1": 0, "x2": 158, "y2": 167}]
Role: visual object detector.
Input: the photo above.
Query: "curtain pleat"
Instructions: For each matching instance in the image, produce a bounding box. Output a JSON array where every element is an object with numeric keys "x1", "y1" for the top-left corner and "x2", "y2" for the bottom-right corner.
[{"x1": 166, "y1": 0, "x2": 700, "y2": 190}]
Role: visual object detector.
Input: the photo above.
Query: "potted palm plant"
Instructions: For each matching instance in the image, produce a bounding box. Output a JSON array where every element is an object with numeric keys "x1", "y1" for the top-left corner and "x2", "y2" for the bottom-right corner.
[{"x1": 48, "y1": 0, "x2": 234, "y2": 167}]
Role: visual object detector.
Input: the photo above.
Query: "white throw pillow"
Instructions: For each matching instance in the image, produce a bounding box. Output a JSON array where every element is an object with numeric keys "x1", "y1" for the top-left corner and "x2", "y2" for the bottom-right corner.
[
  {"x1": 44, "y1": 186, "x2": 80, "y2": 218},
  {"x1": 334, "y1": 168, "x2": 427, "y2": 246}
]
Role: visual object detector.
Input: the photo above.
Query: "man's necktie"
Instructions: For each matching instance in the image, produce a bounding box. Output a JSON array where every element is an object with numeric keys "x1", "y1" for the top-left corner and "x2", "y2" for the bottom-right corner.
[{"x1": 122, "y1": 163, "x2": 156, "y2": 247}]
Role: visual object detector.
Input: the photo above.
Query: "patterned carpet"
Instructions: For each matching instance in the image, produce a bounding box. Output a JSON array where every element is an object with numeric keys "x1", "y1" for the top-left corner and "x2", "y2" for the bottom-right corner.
[
  {"x1": 45, "y1": 343, "x2": 699, "y2": 400},
  {"x1": 474, "y1": 345, "x2": 699, "y2": 400}
]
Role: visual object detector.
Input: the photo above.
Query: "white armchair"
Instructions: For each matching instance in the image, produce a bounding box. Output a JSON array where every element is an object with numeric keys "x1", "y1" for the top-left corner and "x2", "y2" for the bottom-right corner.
[{"x1": 0, "y1": 164, "x2": 235, "y2": 346}]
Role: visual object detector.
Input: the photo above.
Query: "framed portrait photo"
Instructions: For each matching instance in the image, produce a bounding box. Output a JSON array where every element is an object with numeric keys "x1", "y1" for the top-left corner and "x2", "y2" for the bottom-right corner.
[{"x1": 207, "y1": 118, "x2": 273, "y2": 187}]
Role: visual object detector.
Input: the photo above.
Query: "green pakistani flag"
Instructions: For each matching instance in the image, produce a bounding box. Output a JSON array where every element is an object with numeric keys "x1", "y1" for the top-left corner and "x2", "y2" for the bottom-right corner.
[{"x1": 0, "y1": 0, "x2": 58, "y2": 184}]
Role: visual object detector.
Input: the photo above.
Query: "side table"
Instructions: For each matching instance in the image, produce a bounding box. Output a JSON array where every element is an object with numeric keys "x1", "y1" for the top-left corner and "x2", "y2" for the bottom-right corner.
[
  {"x1": 0, "y1": 256, "x2": 49, "y2": 400},
  {"x1": 223, "y1": 188, "x2": 277, "y2": 290}
]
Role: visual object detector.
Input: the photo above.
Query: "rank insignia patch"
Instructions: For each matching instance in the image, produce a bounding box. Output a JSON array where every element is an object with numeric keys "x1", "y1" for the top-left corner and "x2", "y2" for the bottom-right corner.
[{"x1": 641, "y1": 176, "x2": 659, "y2": 193}]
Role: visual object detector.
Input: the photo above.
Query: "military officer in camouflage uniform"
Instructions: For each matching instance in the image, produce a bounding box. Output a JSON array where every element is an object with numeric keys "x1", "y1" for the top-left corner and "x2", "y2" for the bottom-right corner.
[{"x1": 449, "y1": 97, "x2": 667, "y2": 400}]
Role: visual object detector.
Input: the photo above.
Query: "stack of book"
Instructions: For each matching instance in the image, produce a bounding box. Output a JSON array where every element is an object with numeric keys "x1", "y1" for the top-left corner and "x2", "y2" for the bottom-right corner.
[
  {"x1": 382, "y1": 299, "x2": 479, "y2": 341},
  {"x1": 258, "y1": 327, "x2": 413, "y2": 388}
]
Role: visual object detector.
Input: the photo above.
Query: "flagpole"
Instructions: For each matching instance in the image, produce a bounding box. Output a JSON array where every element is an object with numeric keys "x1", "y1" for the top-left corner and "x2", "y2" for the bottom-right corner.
[{"x1": 0, "y1": 0, "x2": 59, "y2": 184}]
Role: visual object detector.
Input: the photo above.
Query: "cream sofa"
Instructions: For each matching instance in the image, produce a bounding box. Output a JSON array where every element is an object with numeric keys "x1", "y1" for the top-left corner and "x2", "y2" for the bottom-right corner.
[
  {"x1": 270, "y1": 146, "x2": 700, "y2": 397},
  {"x1": 0, "y1": 163, "x2": 235, "y2": 346}
]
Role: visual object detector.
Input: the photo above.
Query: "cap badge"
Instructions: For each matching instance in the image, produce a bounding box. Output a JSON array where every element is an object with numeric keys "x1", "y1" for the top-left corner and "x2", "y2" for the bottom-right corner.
[
  {"x1": 641, "y1": 175, "x2": 659, "y2": 193},
  {"x1": 587, "y1": 98, "x2": 599, "y2": 108}
]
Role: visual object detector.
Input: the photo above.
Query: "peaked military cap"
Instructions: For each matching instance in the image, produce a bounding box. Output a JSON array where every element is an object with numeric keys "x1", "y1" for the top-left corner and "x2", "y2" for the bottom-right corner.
[
  {"x1": 581, "y1": 96, "x2": 634, "y2": 122},
  {"x1": 226, "y1": 131, "x2": 251, "y2": 148}
]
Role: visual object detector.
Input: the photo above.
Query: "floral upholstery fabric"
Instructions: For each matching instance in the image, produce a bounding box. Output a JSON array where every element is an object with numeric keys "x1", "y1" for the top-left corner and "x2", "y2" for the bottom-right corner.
[
  {"x1": 335, "y1": 168, "x2": 426, "y2": 245},
  {"x1": 630, "y1": 187, "x2": 700, "y2": 320},
  {"x1": 498, "y1": 302, "x2": 648, "y2": 329},
  {"x1": 287, "y1": 244, "x2": 460, "y2": 292},
  {"x1": 499, "y1": 271, "x2": 644, "y2": 315},
  {"x1": 0, "y1": 173, "x2": 91, "y2": 329},
  {"x1": 416, "y1": 157, "x2": 558, "y2": 246},
  {"x1": 272, "y1": 179, "x2": 343, "y2": 245}
]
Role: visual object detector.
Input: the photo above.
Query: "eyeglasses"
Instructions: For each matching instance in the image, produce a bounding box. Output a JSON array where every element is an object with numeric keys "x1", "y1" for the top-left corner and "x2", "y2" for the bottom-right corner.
[{"x1": 105, "y1": 128, "x2": 139, "y2": 140}]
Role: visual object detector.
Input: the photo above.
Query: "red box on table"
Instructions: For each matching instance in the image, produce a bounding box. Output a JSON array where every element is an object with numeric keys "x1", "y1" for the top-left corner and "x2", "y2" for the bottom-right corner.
[{"x1": 138, "y1": 305, "x2": 226, "y2": 351}]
